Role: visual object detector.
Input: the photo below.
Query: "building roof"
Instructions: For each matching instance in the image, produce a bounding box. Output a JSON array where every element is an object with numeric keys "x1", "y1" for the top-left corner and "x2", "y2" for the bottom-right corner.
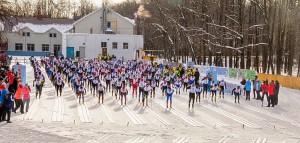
[
  {"x1": 2, "y1": 17, "x2": 74, "y2": 32},
  {"x1": 12, "y1": 23, "x2": 73, "y2": 33},
  {"x1": 8, "y1": 17, "x2": 74, "y2": 25},
  {"x1": 73, "y1": 6, "x2": 135, "y2": 26},
  {"x1": 109, "y1": 8, "x2": 136, "y2": 26}
]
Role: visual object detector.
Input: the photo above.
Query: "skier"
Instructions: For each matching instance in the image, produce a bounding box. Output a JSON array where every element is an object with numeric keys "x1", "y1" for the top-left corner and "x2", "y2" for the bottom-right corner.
[
  {"x1": 165, "y1": 86, "x2": 174, "y2": 109},
  {"x1": 105, "y1": 72, "x2": 112, "y2": 92},
  {"x1": 132, "y1": 76, "x2": 138, "y2": 99},
  {"x1": 55, "y1": 77, "x2": 64, "y2": 97},
  {"x1": 143, "y1": 83, "x2": 152, "y2": 107},
  {"x1": 182, "y1": 75, "x2": 189, "y2": 92},
  {"x1": 33, "y1": 77, "x2": 43, "y2": 99},
  {"x1": 232, "y1": 86, "x2": 241, "y2": 104},
  {"x1": 92, "y1": 76, "x2": 99, "y2": 96},
  {"x1": 195, "y1": 84, "x2": 202, "y2": 103},
  {"x1": 211, "y1": 84, "x2": 218, "y2": 102},
  {"x1": 98, "y1": 83, "x2": 105, "y2": 104},
  {"x1": 202, "y1": 77, "x2": 208, "y2": 98},
  {"x1": 150, "y1": 79, "x2": 156, "y2": 98},
  {"x1": 138, "y1": 78, "x2": 145, "y2": 102},
  {"x1": 120, "y1": 85, "x2": 128, "y2": 106},
  {"x1": 188, "y1": 84, "x2": 196, "y2": 110},
  {"x1": 78, "y1": 84, "x2": 86, "y2": 104},
  {"x1": 218, "y1": 79, "x2": 226, "y2": 99},
  {"x1": 173, "y1": 78, "x2": 182, "y2": 94},
  {"x1": 160, "y1": 80, "x2": 168, "y2": 96}
]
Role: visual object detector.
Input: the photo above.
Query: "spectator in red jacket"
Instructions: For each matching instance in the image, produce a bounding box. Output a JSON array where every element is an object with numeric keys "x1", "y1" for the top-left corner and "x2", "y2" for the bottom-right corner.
[
  {"x1": 267, "y1": 81, "x2": 275, "y2": 107},
  {"x1": 261, "y1": 81, "x2": 269, "y2": 107}
]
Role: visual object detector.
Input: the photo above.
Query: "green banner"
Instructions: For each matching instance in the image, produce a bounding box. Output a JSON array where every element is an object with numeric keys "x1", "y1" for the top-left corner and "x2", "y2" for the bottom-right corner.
[
  {"x1": 245, "y1": 70, "x2": 256, "y2": 80},
  {"x1": 229, "y1": 68, "x2": 237, "y2": 78}
]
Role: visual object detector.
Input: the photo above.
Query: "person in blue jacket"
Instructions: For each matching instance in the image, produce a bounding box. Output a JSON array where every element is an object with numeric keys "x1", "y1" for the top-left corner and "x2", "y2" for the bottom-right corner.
[
  {"x1": 245, "y1": 79, "x2": 252, "y2": 100},
  {"x1": 0, "y1": 84, "x2": 8, "y2": 122},
  {"x1": 165, "y1": 86, "x2": 174, "y2": 109},
  {"x1": 256, "y1": 80, "x2": 262, "y2": 100}
]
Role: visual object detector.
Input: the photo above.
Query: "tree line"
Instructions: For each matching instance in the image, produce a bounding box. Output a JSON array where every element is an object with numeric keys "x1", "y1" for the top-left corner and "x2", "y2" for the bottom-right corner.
[
  {"x1": 0, "y1": 0, "x2": 98, "y2": 19},
  {"x1": 112, "y1": 0, "x2": 300, "y2": 77}
]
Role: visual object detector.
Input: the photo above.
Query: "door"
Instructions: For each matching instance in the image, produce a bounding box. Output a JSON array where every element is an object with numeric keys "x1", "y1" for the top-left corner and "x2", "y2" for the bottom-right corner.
[
  {"x1": 79, "y1": 46, "x2": 85, "y2": 59},
  {"x1": 102, "y1": 48, "x2": 107, "y2": 56},
  {"x1": 66, "y1": 47, "x2": 74, "y2": 59}
]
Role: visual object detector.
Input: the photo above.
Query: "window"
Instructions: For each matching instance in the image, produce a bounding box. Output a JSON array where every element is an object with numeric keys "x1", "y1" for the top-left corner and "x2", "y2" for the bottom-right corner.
[
  {"x1": 101, "y1": 42, "x2": 107, "y2": 48},
  {"x1": 42, "y1": 44, "x2": 49, "y2": 51},
  {"x1": 107, "y1": 22, "x2": 111, "y2": 28},
  {"x1": 49, "y1": 33, "x2": 57, "y2": 37},
  {"x1": 22, "y1": 32, "x2": 30, "y2": 37},
  {"x1": 112, "y1": 42, "x2": 118, "y2": 49},
  {"x1": 90, "y1": 28, "x2": 93, "y2": 34},
  {"x1": 123, "y1": 43, "x2": 128, "y2": 49},
  {"x1": 27, "y1": 44, "x2": 35, "y2": 51},
  {"x1": 54, "y1": 45, "x2": 61, "y2": 51},
  {"x1": 15, "y1": 43, "x2": 23, "y2": 51}
]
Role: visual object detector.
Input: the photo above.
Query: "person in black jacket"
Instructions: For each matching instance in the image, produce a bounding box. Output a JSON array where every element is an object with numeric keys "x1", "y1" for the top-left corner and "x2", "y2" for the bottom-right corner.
[
  {"x1": 180, "y1": 67, "x2": 185, "y2": 78},
  {"x1": 274, "y1": 80, "x2": 280, "y2": 105},
  {"x1": 194, "y1": 68, "x2": 200, "y2": 84}
]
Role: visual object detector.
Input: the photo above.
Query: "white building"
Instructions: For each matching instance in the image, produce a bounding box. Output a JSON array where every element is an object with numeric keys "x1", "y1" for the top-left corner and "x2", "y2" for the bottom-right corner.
[
  {"x1": 1, "y1": 17, "x2": 74, "y2": 56},
  {"x1": 1, "y1": 5, "x2": 144, "y2": 60},
  {"x1": 62, "y1": 6, "x2": 143, "y2": 60},
  {"x1": 62, "y1": 33, "x2": 143, "y2": 60}
]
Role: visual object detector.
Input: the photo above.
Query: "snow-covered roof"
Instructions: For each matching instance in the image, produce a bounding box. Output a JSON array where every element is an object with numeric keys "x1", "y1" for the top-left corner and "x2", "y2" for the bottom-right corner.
[
  {"x1": 12, "y1": 23, "x2": 73, "y2": 33},
  {"x1": 121, "y1": 16, "x2": 136, "y2": 25},
  {"x1": 108, "y1": 8, "x2": 135, "y2": 26}
]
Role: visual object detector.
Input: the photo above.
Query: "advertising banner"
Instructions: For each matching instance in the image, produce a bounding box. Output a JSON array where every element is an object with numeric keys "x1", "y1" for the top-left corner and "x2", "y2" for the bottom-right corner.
[
  {"x1": 13, "y1": 64, "x2": 26, "y2": 85},
  {"x1": 224, "y1": 82, "x2": 237, "y2": 94},
  {"x1": 229, "y1": 68, "x2": 237, "y2": 78},
  {"x1": 245, "y1": 70, "x2": 257, "y2": 80},
  {"x1": 216, "y1": 67, "x2": 229, "y2": 77}
]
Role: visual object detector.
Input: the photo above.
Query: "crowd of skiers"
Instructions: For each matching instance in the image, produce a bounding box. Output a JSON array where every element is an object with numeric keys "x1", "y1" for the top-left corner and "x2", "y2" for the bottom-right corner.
[
  {"x1": 0, "y1": 55, "x2": 283, "y2": 124},
  {"x1": 35, "y1": 56, "x2": 258, "y2": 110}
]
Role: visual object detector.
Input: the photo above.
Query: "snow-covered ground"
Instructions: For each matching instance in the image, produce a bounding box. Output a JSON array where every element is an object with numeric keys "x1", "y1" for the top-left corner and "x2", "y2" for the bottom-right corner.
[{"x1": 1, "y1": 58, "x2": 300, "y2": 143}]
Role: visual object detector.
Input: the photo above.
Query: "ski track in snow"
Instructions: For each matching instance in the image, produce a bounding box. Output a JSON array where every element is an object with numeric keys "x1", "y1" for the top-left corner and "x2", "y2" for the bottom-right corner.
[{"x1": 8, "y1": 60, "x2": 300, "y2": 142}]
